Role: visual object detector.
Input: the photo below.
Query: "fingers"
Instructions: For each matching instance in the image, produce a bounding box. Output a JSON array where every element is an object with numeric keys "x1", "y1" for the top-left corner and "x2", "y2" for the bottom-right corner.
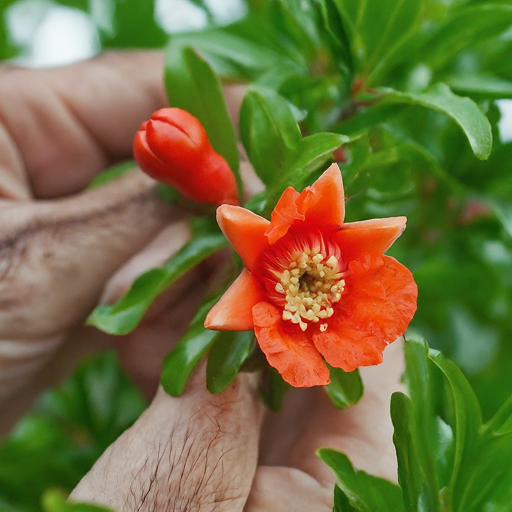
[
  {"x1": 0, "y1": 51, "x2": 166, "y2": 198},
  {"x1": 70, "y1": 367, "x2": 264, "y2": 512},
  {"x1": 100, "y1": 220, "x2": 196, "y2": 398},
  {"x1": 0, "y1": 170, "x2": 174, "y2": 404},
  {"x1": 286, "y1": 340, "x2": 405, "y2": 486},
  {"x1": 244, "y1": 467, "x2": 332, "y2": 512},
  {"x1": 244, "y1": 342, "x2": 404, "y2": 511}
]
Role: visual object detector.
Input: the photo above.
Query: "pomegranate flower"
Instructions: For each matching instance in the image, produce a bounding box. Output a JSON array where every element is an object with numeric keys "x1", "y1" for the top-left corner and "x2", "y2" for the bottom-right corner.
[{"x1": 205, "y1": 164, "x2": 417, "y2": 387}]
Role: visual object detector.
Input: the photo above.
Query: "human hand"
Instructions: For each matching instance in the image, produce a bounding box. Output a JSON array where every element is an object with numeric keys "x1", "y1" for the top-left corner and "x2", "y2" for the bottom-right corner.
[
  {"x1": 0, "y1": 51, "x2": 218, "y2": 432},
  {"x1": 70, "y1": 339, "x2": 403, "y2": 511},
  {"x1": 0, "y1": 51, "x2": 404, "y2": 511}
]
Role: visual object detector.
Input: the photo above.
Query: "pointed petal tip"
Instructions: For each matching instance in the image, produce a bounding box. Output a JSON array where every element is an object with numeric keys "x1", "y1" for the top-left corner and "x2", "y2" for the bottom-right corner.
[
  {"x1": 216, "y1": 205, "x2": 270, "y2": 271},
  {"x1": 204, "y1": 270, "x2": 263, "y2": 331},
  {"x1": 302, "y1": 163, "x2": 345, "y2": 226}
]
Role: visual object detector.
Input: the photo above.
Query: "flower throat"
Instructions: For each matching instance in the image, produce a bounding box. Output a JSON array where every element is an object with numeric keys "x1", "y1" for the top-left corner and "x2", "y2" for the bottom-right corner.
[{"x1": 257, "y1": 230, "x2": 346, "y2": 332}]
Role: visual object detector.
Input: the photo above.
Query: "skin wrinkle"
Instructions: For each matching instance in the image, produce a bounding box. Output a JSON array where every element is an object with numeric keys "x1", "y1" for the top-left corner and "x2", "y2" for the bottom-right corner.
[
  {"x1": 0, "y1": 52, "x2": 166, "y2": 199},
  {"x1": 0, "y1": 181, "x2": 171, "y2": 335},
  {"x1": 54, "y1": 90, "x2": 111, "y2": 170},
  {"x1": 0, "y1": 187, "x2": 155, "y2": 272}
]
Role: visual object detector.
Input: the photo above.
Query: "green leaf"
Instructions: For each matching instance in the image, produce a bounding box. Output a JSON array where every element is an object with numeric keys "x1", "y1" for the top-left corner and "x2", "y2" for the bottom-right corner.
[
  {"x1": 165, "y1": 44, "x2": 241, "y2": 195},
  {"x1": 325, "y1": 366, "x2": 363, "y2": 410},
  {"x1": 0, "y1": 351, "x2": 144, "y2": 510},
  {"x1": 447, "y1": 74, "x2": 512, "y2": 100},
  {"x1": 240, "y1": 87, "x2": 301, "y2": 187},
  {"x1": 317, "y1": 448, "x2": 404, "y2": 512},
  {"x1": 333, "y1": 485, "x2": 358, "y2": 512},
  {"x1": 167, "y1": 31, "x2": 286, "y2": 80},
  {"x1": 316, "y1": 0, "x2": 353, "y2": 81},
  {"x1": 428, "y1": 350, "x2": 482, "y2": 497},
  {"x1": 391, "y1": 392, "x2": 426, "y2": 512},
  {"x1": 43, "y1": 351, "x2": 147, "y2": 449},
  {"x1": 490, "y1": 198, "x2": 512, "y2": 239},
  {"x1": 161, "y1": 296, "x2": 222, "y2": 397},
  {"x1": 98, "y1": 0, "x2": 166, "y2": 49},
  {"x1": 457, "y1": 432, "x2": 512, "y2": 512},
  {"x1": 401, "y1": 337, "x2": 442, "y2": 508},
  {"x1": 259, "y1": 367, "x2": 290, "y2": 412},
  {"x1": 87, "y1": 233, "x2": 227, "y2": 335},
  {"x1": 382, "y1": 84, "x2": 493, "y2": 160},
  {"x1": 87, "y1": 161, "x2": 135, "y2": 189},
  {"x1": 206, "y1": 331, "x2": 255, "y2": 394},
  {"x1": 341, "y1": 84, "x2": 492, "y2": 160},
  {"x1": 422, "y1": 4, "x2": 512, "y2": 71},
  {"x1": 265, "y1": 132, "x2": 350, "y2": 213},
  {"x1": 332, "y1": 0, "x2": 422, "y2": 79},
  {"x1": 42, "y1": 490, "x2": 116, "y2": 512},
  {"x1": 482, "y1": 392, "x2": 512, "y2": 438}
]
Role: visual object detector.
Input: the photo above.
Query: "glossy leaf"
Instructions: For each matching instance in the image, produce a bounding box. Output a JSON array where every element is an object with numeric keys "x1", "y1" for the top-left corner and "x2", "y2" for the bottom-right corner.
[
  {"x1": 206, "y1": 331, "x2": 255, "y2": 394},
  {"x1": 161, "y1": 297, "x2": 222, "y2": 397},
  {"x1": 325, "y1": 366, "x2": 363, "y2": 410},
  {"x1": 457, "y1": 433, "x2": 512, "y2": 512},
  {"x1": 422, "y1": 4, "x2": 512, "y2": 71},
  {"x1": 482, "y1": 392, "x2": 512, "y2": 438},
  {"x1": 265, "y1": 132, "x2": 350, "y2": 213},
  {"x1": 165, "y1": 44, "x2": 241, "y2": 194},
  {"x1": 317, "y1": 448, "x2": 404, "y2": 512},
  {"x1": 401, "y1": 337, "x2": 443, "y2": 510},
  {"x1": 391, "y1": 392, "x2": 425, "y2": 512},
  {"x1": 42, "y1": 351, "x2": 147, "y2": 449},
  {"x1": 428, "y1": 351, "x2": 482, "y2": 502},
  {"x1": 0, "y1": 352, "x2": 143, "y2": 511},
  {"x1": 448, "y1": 74, "x2": 512, "y2": 100},
  {"x1": 258, "y1": 367, "x2": 290, "y2": 412},
  {"x1": 168, "y1": 31, "x2": 286, "y2": 80},
  {"x1": 333, "y1": 485, "x2": 358, "y2": 512},
  {"x1": 331, "y1": 0, "x2": 422, "y2": 79},
  {"x1": 87, "y1": 233, "x2": 227, "y2": 335},
  {"x1": 491, "y1": 198, "x2": 512, "y2": 239},
  {"x1": 341, "y1": 84, "x2": 492, "y2": 160},
  {"x1": 383, "y1": 85, "x2": 492, "y2": 160},
  {"x1": 240, "y1": 87, "x2": 301, "y2": 187}
]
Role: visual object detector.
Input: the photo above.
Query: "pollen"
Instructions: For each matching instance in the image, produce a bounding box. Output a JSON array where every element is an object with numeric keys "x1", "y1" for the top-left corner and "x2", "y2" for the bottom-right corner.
[{"x1": 276, "y1": 250, "x2": 346, "y2": 331}]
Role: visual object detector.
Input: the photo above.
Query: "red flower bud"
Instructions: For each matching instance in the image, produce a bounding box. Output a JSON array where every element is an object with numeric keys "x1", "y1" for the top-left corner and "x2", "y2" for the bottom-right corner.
[{"x1": 133, "y1": 108, "x2": 239, "y2": 205}]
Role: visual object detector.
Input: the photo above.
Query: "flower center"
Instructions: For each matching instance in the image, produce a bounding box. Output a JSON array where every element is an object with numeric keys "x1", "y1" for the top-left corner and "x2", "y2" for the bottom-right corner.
[
  {"x1": 275, "y1": 249, "x2": 345, "y2": 331},
  {"x1": 256, "y1": 230, "x2": 346, "y2": 332}
]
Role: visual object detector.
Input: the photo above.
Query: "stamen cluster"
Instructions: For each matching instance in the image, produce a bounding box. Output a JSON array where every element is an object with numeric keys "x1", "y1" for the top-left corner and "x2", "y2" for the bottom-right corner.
[{"x1": 274, "y1": 249, "x2": 345, "y2": 332}]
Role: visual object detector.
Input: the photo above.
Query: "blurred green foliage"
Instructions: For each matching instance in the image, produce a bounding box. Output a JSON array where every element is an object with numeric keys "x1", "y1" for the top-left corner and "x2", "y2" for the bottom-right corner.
[
  {"x1": 2, "y1": 0, "x2": 512, "y2": 509},
  {"x1": 0, "y1": 352, "x2": 146, "y2": 511}
]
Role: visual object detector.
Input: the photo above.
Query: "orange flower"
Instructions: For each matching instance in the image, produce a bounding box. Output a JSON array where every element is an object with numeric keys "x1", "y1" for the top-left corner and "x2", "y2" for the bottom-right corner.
[{"x1": 205, "y1": 164, "x2": 417, "y2": 387}]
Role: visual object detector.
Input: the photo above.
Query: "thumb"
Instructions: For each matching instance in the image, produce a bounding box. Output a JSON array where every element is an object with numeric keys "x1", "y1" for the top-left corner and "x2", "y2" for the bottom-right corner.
[
  {"x1": 70, "y1": 365, "x2": 264, "y2": 512},
  {"x1": 0, "y1": 170, "x2": 173, "y2": 402}
]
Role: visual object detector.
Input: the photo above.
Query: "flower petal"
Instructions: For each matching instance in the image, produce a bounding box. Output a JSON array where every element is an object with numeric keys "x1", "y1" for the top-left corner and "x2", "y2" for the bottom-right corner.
[
  {"x1": 313, "y1": 254, "x2": 417, "y2": 372},
  {"x1": 301, "y1": 163, "x2": 345, "y2": 226},
  {"x1": 333, "y1": 216, "x2": 407, "y2": 263},
  {"x1": 265, "y1": 164, "x2": 345, "y2": 244},
  {"x1": 205, "y1": 269, "x2": 266, "y2": 331},
  {"x1": 253, "y1": 302, "x2": 330, "y2": 387},
  {"x1": 217, "y1": 204, "x2": 270, "y2": 271},
  {"x1": 265, "y1": 187, "x2": 304, "y2": 244}
]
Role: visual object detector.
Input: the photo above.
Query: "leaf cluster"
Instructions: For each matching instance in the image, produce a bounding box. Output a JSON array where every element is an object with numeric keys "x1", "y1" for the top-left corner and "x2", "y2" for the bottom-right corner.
[{"x1": 320, "y1": 336, "x2": 512, "y2": 511}]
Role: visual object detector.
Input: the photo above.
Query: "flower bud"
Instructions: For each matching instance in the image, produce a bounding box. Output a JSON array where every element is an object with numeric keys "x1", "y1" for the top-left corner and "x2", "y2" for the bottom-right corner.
[{"x1": 133, "y1": 108, "x2": 239, "y2": 205}]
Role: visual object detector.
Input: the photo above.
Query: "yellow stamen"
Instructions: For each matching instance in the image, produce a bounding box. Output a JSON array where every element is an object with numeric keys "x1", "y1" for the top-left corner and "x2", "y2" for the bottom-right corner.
[{"x1": 277, "y1": 250, "x2": 346, "y2": 331}]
